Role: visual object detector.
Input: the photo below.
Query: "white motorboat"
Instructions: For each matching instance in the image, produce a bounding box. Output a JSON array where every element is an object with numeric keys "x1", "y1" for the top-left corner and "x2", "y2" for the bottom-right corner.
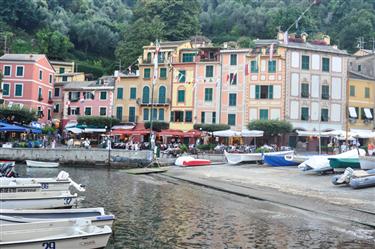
[
  {"x1": 224, "y1": 150, "x2": 294, "y2": 165},
  {"x1": 26, "y1": 160, "x2": 59, "y2": 168},
  {"x1": 0, "y1": 218, "x2": 112, "y2": 249},
  {"x1": 0, "y1": 190, "x2": 78, "y2": 209},
  {"x1": 359, "y1": 156, "x2": 375, "y2": 170},
  {"x1": 1, "y1": 171, "x2": 85, "y2": 192},
  {"x1": 0, "y1": 208, "x2": 115, "y2": 227},
  {"x1": 298, "y1": 149, "x2": 366, "y2": 173}
]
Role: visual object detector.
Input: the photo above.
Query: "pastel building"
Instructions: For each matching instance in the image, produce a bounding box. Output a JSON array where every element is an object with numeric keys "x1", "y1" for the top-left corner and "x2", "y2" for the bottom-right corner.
[
  {"x1": 247, "y1": 40, "x2": 286, "y2": 123},
  {"x1": 0, "y1": 54, "x2": 55, "y2": 122},
  {"x1": 62, "y1": 76, "x2": 115, "y2": 127}
]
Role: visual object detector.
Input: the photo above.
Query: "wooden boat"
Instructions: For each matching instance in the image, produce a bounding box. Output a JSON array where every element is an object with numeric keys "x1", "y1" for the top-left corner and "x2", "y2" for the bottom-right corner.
[
  {"x1": 0, "y1": 218, "x2": 112, "y2": 249},
  {"x1": 26, "y1": 160, "x2": 59, "y2": 168},
  {"x1": 224, "y1": 150, "x2": 294, "y2": 165},
  {"x1": 359, "y1": 156, "x2": 375, "y2": 170},
  {"x1": 329, "y1": 158, "x2": 360, "y2": 169},
  {"x1": 175, "y1": 156, "x2": 211, "y2": 167},
  {"x1": 0, "y1": 208, "x2": 115, "y2": 227},
  {"x1": 263, "y1": 154, "x2": 307, "y2": 166}
]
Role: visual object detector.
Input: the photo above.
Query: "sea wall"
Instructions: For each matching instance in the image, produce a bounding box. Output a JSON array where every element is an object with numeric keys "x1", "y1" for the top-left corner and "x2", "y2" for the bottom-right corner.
[{"x1": 0, "y1": 148, "x2": 153, "y2": 168}]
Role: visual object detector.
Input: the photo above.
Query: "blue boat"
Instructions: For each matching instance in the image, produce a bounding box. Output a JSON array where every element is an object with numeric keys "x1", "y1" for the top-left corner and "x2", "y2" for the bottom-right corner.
[{"x1": 263, "y1": 154, "x2": 300, "y2": 166}]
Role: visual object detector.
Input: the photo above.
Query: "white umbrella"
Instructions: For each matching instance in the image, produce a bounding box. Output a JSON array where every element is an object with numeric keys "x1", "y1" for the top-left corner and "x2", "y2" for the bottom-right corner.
[
  {"x1": 241, "y1": 129, "x2": 263, "y2": 137},
  {"x1": 65, "y1": 127, "x2": 83, "y2": 134},
  {"x1": 212, "y1": 129, "x2": 241, "y2": 137},
  {"x1": 350, "y1": 129, "x2": 375, "y2": 139}
]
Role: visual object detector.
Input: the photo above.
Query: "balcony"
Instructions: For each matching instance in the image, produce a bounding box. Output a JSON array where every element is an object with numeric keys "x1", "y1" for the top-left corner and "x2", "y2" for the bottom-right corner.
[
  {"x1": 48, "y1": 98, "x2": 53, "y2": 104},
  {"x1": 136, "y1": 98, "x2": 170, "y2": 106}
]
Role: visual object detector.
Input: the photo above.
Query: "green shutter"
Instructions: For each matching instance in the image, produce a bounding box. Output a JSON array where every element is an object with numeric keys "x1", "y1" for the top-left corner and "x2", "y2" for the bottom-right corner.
[
  {"x1": 268, "y1": 60, "x2": 276, "y2": 73},
  {"x1": 143, "y1": 109, "x2": 149, "y2": 121},
  {"x1": 177, "y1": 90, "x2": 185, "y2": 102},
  {"x1": 178, "y1": 70, "x2": 186, "y2": 83},
  {"x1": 205, "y1": 88, "x2": 213, "y2": 101},
  {"x1": 301, "y1": 107, "x2": 309, "y2": 121},
  {"x1": 117, "y1": 88, "x2": 123, "y2": 99},
  {"x1": 2, "y1": 84, "x2": 9, "y2": 95},
  {"x1": 260, "y1": 109, "x2": 268, "y2": 120},
  {"x1": 170, "y1": 111, "x2": 175, "y2": 122},
  {"x1": 206, "y1": 65, "x2": 214, "y2": 77},
  {"x1": 255, "y1": 85, "x2": 260, "y2": 99},
  {"x1": 302, "y1": 55, "x2": 309, "y2": 70},
  {"x1": 15, "y1": 85, "x2": 22, "y2": 96},
  {"x1": 228, "y1": 114, "x2": 236, "y2": 125},
  {"x1": 59, "y1": 67, "x2": 65, "y2": 74},
  {"x1": 129, "y1": 107, "x2": 135, "y2": 122},
  {"x1": 268, "y1": 85, "x2": 273, "y2": 99},
  {"x1": 116, "y1": 107, "x2": 123, "y2": 120},
  {"x1": 144, "y1": 68, "x2": 151, "y2": 79},
  {"x1": 251, "y1": 61, "x2": 258, "y2": 73},
  {"x1": 130, "y1": 88, "x2": 136, "y2": 99},
  {"x1": 322, "y1": 58, "x2": 330, "y2": 72},
  {"x1": 160, "y1": 68, "x2": 167, "y2": 79},
  {"x1": 201, "y1": 112, "x2": 205, "y2": 124},
  {"x1": 365, "y1": 87, "x2": 370, "y2": 98},
  {"x1": 185, "y1": 111, "x2": 192, "y2": 122},
  {"x1": 158, "y1": 109, "x2": 164, "y2": 121},
  {"x1": 230, "y1": 54, "x2": 237, "y2": 65}
]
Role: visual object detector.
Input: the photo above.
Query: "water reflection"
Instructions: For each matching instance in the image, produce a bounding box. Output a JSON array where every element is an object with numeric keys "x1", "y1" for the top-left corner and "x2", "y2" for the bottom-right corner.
[{"x1": 20, "y1": 166, "x2": 375, "y2": 249}]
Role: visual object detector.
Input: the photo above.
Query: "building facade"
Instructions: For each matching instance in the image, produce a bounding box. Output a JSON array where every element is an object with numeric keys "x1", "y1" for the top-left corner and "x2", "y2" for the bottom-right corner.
[{"x1": 0, "y1": 54, "x2": 55, "y2": 123}]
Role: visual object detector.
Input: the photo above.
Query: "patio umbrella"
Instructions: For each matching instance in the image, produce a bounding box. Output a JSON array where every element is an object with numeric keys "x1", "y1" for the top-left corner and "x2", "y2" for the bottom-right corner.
[
  {"x1": 241, "y1": 129, "x2": 264, "y2": 137},
  {"x1": 212, "y1": 129, "x2": 241, "y2": 137}
]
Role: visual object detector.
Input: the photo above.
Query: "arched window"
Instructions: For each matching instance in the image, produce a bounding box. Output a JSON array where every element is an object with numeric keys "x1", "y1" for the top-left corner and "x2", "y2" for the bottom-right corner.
[
  {"x1": 147, "y1": 52, "x2": 152, "y2": 63},
  {"x1": 142, "y1": 86, "x2": 150, "y2": 104},
  {"x1": 159, "y1": 86, "x2": 166, "y2": 103}
]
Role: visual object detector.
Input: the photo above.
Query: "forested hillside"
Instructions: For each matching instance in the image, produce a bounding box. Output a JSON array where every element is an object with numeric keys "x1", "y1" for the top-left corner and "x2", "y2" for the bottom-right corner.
[{"x1": 0, "y1": 0, "x2": 374, "y2": 76}]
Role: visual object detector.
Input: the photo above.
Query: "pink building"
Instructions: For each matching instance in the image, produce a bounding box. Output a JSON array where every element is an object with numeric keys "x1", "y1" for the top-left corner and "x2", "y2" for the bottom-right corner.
[
  {"x1": 220, "y1": 49, "x2": 248, "y2": 131},
  {"x1": 0, "y1": 54, "x2": 55, "y2": 122},
  {"x1": 62, "y1": 76, "x2": 115, "y2": 127}
]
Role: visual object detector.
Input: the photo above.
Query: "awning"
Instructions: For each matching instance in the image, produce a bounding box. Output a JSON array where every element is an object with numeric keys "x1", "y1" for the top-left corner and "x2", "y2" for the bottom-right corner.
[
  {"x1": 0, "y1": 122, "x2": 29, "y2": 132},
  {"x1": 183, "y1": 129, "x2": 202, "y2": 138},
  {"x1": 84, "y1": 128, "x2": 106, "y2": 133},
  {"x1": 321, "y1": 130, "x2": 345, "y2": 137},
  {"x1": 213, "y1": 129, "x2": 241, "y2": 137},
  {"x1": 364, "y1": 108, "x2": 373, "y2": 119},
  {"x1": 348, "y1": 107, "x2": 357, "y2": 118},
  {"x1": 296, "y1": 130, "x2": 330, "y2": 137},
  {"x1": 111, "y1": 124, "x2": 135, "y2": 130},
  {"x1": 111, "y1": 129, "x2": 150, "y2": 136},
  {"x1": 158, "y1": 129, "x2": 184, "y2": 137},
  {"x1": 241, "y1": 129, "x2": 264, "y2": 137},
  {"x1": 66, "y1": 127, "x2": 83, "y2": 134},
  {"x1": 350, "y1": 129, "x2": 375, "y2": 139}
]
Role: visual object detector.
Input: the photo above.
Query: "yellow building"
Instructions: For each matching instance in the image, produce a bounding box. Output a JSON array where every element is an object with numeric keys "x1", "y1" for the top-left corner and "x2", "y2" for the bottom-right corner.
[
  {"x1": 348, "y1": 72, "x2": 375, "y2": 131},
  {"x1": 50, "y1": 61, "x2": 85, "y2": 83}
]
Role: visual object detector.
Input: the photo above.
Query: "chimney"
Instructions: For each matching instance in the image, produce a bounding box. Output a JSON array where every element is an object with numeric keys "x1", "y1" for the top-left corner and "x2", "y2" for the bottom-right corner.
[
  {"x1": 223, "y1": 42, "x2": 228, "y2": 49},
  {"x1": 323, "y1": 35, "x2": 330, "y2": 45},
  {"x1": 277, "y1": 31, "x2": 285, "y2": 42},
  {"x1": 301, "y1": 32, "x2": 308, "y2": 43}
]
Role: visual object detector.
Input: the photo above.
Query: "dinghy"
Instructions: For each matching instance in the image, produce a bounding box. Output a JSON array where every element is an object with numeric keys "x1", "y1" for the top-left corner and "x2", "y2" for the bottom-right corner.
[
  {"x1": 359, "y1": 156, "x2": 375, "y2": 170},
  {"x1": 0, "y1": 218, "x2": 112, "y2": 249},
  {"x1": 26, "y1": 160, "x2": 59, "y2": 168},
  {"x1": 0, "y1": 208, "x2": 115, "y2": 226},
  {"x1": 331, "y1": 168, "x2": 375, "y2": 189},
  {"x1": 175, "y1": 156, "x2": 211, "y2": 167},
  {"x1": 224, "y1": 150, "x2": 294, "y2": 165}
]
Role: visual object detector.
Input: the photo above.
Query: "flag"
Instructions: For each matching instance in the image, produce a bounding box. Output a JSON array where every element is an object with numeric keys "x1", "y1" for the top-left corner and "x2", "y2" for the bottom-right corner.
[
  {"x1": 245, "y1": 64, "x2": 249, "y2": 76},
  {"x1": 284, "y1": 31, "x2": 289, "y2": 45},
  {"x1": 269, "y1": 43, "x2": 274, "y2": 61},
  {"x1": 226, "y1": 74, "x2": 230, "y2": 83}
]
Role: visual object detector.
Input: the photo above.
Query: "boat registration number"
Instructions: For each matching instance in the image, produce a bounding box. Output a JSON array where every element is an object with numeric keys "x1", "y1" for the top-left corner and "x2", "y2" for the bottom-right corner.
[{"x1": 42, "y1": 241, "x2": 56, "y2": 249}]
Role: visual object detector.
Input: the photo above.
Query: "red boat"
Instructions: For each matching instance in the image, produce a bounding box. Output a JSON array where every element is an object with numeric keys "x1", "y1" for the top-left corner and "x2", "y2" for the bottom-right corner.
[{"x1": 182, "y1": 159, "x2": 212, "y2": 167}]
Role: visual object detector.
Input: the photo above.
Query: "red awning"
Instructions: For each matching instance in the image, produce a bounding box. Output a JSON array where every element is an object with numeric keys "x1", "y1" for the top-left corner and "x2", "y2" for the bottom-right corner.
[
  {"x1": 112, "y1": 129, "x2": 150, "y2": 136},
  {"x1": 183, "y1": 129, "x2": 202, "y2": 138},
  {"x1": 158, "y1": 129, "x2": 184, "y2": 137}
]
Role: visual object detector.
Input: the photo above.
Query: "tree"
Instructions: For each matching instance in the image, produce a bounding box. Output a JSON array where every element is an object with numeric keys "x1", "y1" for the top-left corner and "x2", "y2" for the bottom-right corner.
[
  {"x1": 248, "y1": 120, "x2": 292, "y2": 137},
  {"x1": 36, "y1": 30, "x2": 74, "y2": 60},
  {"x1": 0, "y1": 106, "x2": 38, "y2": 124}
]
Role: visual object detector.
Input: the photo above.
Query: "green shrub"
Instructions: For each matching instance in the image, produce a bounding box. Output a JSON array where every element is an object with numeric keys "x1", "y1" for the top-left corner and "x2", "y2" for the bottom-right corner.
[
  {"x1": 248, "y1": 120, "x2": 292, "y2": 136},
  {"x1": 197, "y1": 143, "x2": 216, "y2": 151},
  {"x1": 179, "y1": 144, "x2": 188, "y2": 152},
  {"x1": 255, "y1": 147, "x2": 271, "y2": 153}
]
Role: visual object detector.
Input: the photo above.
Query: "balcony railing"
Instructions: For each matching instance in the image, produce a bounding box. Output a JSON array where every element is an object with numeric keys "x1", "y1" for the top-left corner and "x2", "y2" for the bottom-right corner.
[{"x1": 136, "y1": 98, "x2": 171, "y2": 106}]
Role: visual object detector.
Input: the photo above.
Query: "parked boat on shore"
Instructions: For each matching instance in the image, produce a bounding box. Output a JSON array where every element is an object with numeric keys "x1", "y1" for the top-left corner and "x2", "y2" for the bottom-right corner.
[
  {"x1": 331, "y1": 168, "x2": 375, "y2": 189},
  {"x1": 264, "y1": 154, "x2": 309, "y2": 166},
  {"x1": 359, "y1": 156, "x2": 375, "y2": 170},
  {"x1": 329, "y1": 158, "x2": 361, "y2": 169},
  {"x1": 224, "y1": 150, "x2": 294, "y2": 165},
  {"x1": 0, "y1": 219, "x2": 112, "y2": 249},
  {"x1": 26, "y1": 160, "x2": 59, "y2": 168},
  {"x1": 175, "y1": 156, "x2": 211, "y2": 167}
]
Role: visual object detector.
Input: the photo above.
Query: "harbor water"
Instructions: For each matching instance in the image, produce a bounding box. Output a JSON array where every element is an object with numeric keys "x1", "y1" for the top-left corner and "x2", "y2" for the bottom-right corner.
[{"x1": 18, "y1": 165, "x2": 375, "y2": 249}]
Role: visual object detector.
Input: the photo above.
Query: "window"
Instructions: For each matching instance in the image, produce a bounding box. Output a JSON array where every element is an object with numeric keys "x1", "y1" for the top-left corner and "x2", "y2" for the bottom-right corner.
[
  {"x1": 159, "y1": 109, "x2": 164, "y2": 121},
  {"x1": 142, "y1": 86, "x2": 150, "y2": 103},
  {"x1": 54, "y1": 88, "x2": 60, "y2": 97},
  {"x1": 59, "y1": 67, "x2": 65, "y2": 74},
  {"x1": 182, "y1": 53, "x2": 195, "y2": 63},
  {"x1": 322, "y1": 58, "x2": 330, "y2": 72},
  {"x1": 100, "y1": 107, "x2": 107, "y2": 116},
  {"x1": 255, "y1": 85, "x2": 273, "y2": 99},
  {"x1": 301, "y1": 83, "x2": 309, "y2": 98},
  {"x1": 144, "y1": 68, "x2": 151, "y2": 79},
  {"x1": 49, "y1": 74, "x2": 53, "y2": 84},
  {"x1": 204, "y1": 88, "x2": 213, "y2": 101},
  {"x1": 62, "y1": 76, "x2": 68, "y2": 82},
  {"x1": 229, "y1": 73, "x2": 237, "y2": 85},
  {"x1": 38, "y1": 88, "x2": 42, "y2": 99},
  {"x1": 206, "y1": 65, "x2": 214, "y2": 78},
  {"x1": 69, "y1": 91, "x2": 80, "y2": 101},
  {"x1": 39, "y1": 70, "x2": 43, "y2": 80},
  {"x1": 321, "y1": 108, "x2": 329, "y2": 122},
  {"x1": 83, "y1": 91, "x2": 94, "y2": 100},
  {"x1": 212, "y1": 112, "x2": 216, "y2": 124},
  {"x1": 130, "y1": 87, "x2": 136, "y2": 100},
  {"x1": 230, "y1": 54, "x2": 237, "y2": 65},
  {"x1": 177, "y1": 89, "x2": 185, "y2": 102},
  {"x1": 117, "y1": 88, "x2": 123, "y2": 99},
  {"x1": 116, "y1": 106, "x2": 123, "y2": 120},
  {"x1": 100, "y1": 91, "x2": 107, "y2": 100},
  {"x1": 2, "y1": 83, "x2": 10, "y2": 96},
  {"x1": 201, "y1": 112, "x2": 205, "y2": 123},
  {"x1": 129, "y1": 107, "x2": 136, "y2": 122},
  {"x1": 48, "y1": 91, "x2": 52, "y2": 100},
  {"x1": 146, "y1": 52, "x2": 152, "y2": 63},
  {"x1": 301, "y1": 107, "x2": 309, "y2": 121},
  {"x1": 350, "y1": 85, "x2": 355, "y2": 97},
  {"x1": 160, "y1": 68, "x2": 167, "y2": 79},
  {"x1": 3, "y1": 66, "x2": 11, "y2": 76},
  {"x1": 251, "y1": 61, "x2": 258, "y2": 73},
  {"x1": 302, "y1": 55, "x2": 309, "y2": 70},
  {"x1": 158, "y1": 86, "x2": 166, "y2": 103},
  {"x1": 259, "y1": 109, "x2": 269, "y2": 120},
  {"x1": 143, "y1": 109, "x2": 149, "y2": 121},
  {"x1": 47, "y1": 109, "x2": 51, "y2": 120},
  {"x1": 358, "y1": 65, "x2": 361, "y2": 72},
  {"x1": 85, "y1": 107, "x2": 92, "y2": 116},
  {"x1": 228, "y1": 114, "x2": 236, "y2": 125},
  {"x1": 54, "y1": 104, "x2": 60, "y2": 113},
  {"x1": 15, "y1": 84, "x2": 23, "y2": 97},
  {"x1": 158, "y1": 52, "x2": 165, "y2": 63},
  {"x1": 229, "y1": 93, "x2": 237, "y2": 106},
  {"x1": 171, "y1": 111, "x2": 184, "y2": 122},
  {"x1": 152, "y1": 108, "x2": 158, "y2": 120},
  {"x1": 178, "y1": 70, "x2": 186, "y2": 83},
  {"x1": 268, "y1": 60, "x2": 276, "y2": 73},
  {"x1": 16, "y1": 66, "x2": 24, "y2": 77},
  {"x1": 185, "y1": 111, "x2": 192, "y2": 122},
  {"x1": 322, "y1": 85, "x2": 329, "y2": 100},
  {"x1": 365, "y1": 87, "x2": 370, "y2": 98}
]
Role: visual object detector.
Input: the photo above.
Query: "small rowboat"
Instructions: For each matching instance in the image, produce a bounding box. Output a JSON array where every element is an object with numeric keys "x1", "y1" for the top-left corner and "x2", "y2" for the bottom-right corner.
[
  {"x1": 0, "y1": 219, "x2": 112, "y2": 249},
  {"x1": 175, "y1": 156, "x2": 211, "y2": 167},
  {"x1": 0, "y1": 208, "x2": 115, "y2": 227},
  {"x1": 26, "y1": 160, "x2": 59, "y2": 168},
  {"x1": 224, "y1": 150, "x2": 294, "y2": 165}
]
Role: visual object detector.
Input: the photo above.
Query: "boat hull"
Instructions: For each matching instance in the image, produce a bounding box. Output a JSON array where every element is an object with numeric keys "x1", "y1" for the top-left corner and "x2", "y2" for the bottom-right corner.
[
  {"x1": 182, "y1": 159, "x2": 211, "y2": 167},
  {"x1": 350, "y1": 175, "x2": 375, "y2": 189},
  {"x1": 359, "y1": 157, "x2": 375, "y2": 170},
  {"x1": 1, "y1": 178, "x2": 71, "y2": 192},
  {"x1": 0, "y1": 193, "x2": 77, "y2": 209},
  {"x1": 329, "y1": 158, "x2": 361, "y2": 169},
  {"x1": 26, "y1": 160, "x2": 59, "y2": 168},
  {"x1": 264, "y1": 154, "x2": 299, "y2": 166},
  {"x1": 224, "y1": 150, "x2": 294, "y2": 165}
]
